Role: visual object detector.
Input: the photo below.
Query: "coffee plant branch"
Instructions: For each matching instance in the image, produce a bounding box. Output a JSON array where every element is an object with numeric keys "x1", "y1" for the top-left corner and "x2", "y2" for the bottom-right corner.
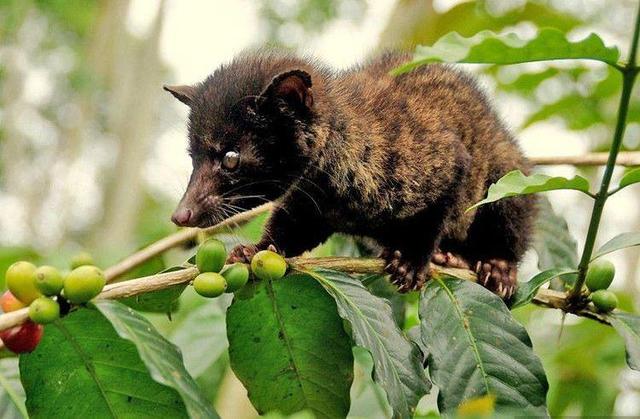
[{"x1": 0, "y1": 255, "x2": 609, "y2": 333}]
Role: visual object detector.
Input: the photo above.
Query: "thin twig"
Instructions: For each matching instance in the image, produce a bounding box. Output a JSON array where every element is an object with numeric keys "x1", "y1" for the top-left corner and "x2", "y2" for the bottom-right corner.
[
  {"x1": 530, "y1": 151, "x2": 640, "y2": 167},
  {"x1": 103, "y1": 203, "x2": 273, "y2": 282}
]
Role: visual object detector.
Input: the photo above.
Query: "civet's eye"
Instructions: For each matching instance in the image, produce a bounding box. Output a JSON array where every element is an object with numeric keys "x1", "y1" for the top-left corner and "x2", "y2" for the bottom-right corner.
[{"x1": 223, "y1": 151, "x2": 240, "y2": 170}]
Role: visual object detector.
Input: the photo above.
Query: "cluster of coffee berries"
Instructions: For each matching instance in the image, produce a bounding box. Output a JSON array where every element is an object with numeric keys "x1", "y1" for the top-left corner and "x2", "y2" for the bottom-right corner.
[
  {"x1": 585, "y1": 259, "x2": 618, "y2": 313},
  {"x1": 192, "y1": 239, "x2": 287, "y2": 298},
  {"x1": 0, "y1": 253, "x2": 105, "y2": 353}
]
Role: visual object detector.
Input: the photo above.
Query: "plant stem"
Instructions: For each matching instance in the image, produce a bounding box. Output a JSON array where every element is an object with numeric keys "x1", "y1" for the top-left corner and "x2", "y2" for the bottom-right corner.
[{"x1": 570, "y1": 2, "x2": 640, "y2": 301}]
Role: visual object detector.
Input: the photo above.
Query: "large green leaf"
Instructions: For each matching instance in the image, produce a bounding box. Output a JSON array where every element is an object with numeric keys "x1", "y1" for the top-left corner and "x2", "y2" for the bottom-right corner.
[
  {"x1": 305, "y1": 269, "x2": 430, "y2": 419},
  {"x1": 19, "y1": 307, "x2": 190, "y2": 418},
  {"x1": 532, "y1": 198, "x2": 578, "y2": 270},
  {"x1": 511, "y1": 268, "x2": 576, "y2": 309},
  {"x1": 171, "y1": 300, "x2": 228, "y2": 377},
  {"x1": 420, "y1": 278, "x2": 548, "y2": 415},
  {"x1": 227, "y1": 275, "x2": 353, "y2": 418},
  {"x1": 467, "y1": 170, "x2": 591, "y2": 211},
  {"x1": 95, "y1": 300, "x2": 217, "y2": 419},
  {"x1": 592, "y1": 232, "x2": 640, "y2": 260},
  {"x1": 0, "y1": 359, "x2": 26, "y2": 419},
  {"x1": 392, "y1": 28, "x2": 620, "y2": 74},
  {"x1": 609, "y1": 312, "x2": 640, "y2": 371},
  {"x1": 618, "y1": 168, "x2": 640, "y2": 190}
]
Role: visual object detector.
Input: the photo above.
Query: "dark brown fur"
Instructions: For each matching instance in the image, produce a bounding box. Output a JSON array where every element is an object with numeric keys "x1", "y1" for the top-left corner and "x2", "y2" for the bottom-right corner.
[{"x1": 166, "y1": 50, "x2": 537, "y2": 298}]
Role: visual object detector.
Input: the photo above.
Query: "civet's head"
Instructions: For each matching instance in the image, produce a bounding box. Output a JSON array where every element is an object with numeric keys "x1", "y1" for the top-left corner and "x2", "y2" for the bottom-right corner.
[{"x1": 165, "y1": 52, "x2": 325, "y2": 228}]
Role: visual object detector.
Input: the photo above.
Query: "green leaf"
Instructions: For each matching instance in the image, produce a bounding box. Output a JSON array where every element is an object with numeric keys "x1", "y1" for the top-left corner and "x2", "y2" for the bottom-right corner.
[
  {"x1": 306, "y1": 269, "x2": 430, "y2": 418},
  {"x1": 0, "y1": 359, "x2": 26, "y2": 419},
  {"x1": 392, "y1": 28, "x2": 620, "y2": 74},
  {"x1": 171, "y1": 300, "x2": 228, "y2": 377},
  {"x1": 119, "y1": 265, "x2": 186, "y2": 313},
  {"x1": 609, "y1": 312, "x2": 640, "y2": 371},
  {"x1": 467, "y1": 170, "x2": 591, "y2": 211},
  {"x1": 227, "y1": 275, "x2": 353, "y2": 418},
  {"x1": 592, "y1": 232, "x2": 640, "y2": 260},
  {"x1": 532, "y1": 198, "x2": 578, "y2": 270},
  {"x1": 510, "y1": 269, "x2": 576, "y2": 309},
  {"x1": 618, "y1": 168, "x2": 640, "y2": 190},
  {"x1": 120, "y1": 285, "x2": 185, "y2": 313},
  {"x1": 19, "y1": 307, "x2": 190, "y2": 418},
  {"x1": 94, "y1": 300, "x2": 218, "y2": 419},
  {"x1": 420, "y1": 278, "x2": 548, "y2": 415}
]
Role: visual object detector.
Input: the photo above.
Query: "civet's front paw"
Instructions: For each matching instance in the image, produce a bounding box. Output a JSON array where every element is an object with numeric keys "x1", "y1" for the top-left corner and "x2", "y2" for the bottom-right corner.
[
  {"x1": 227, "y1": 243, "x2": 280, "y2": 264},
  {"x1": 381, "y1": 249, "x2": 430, "y2": 293}
]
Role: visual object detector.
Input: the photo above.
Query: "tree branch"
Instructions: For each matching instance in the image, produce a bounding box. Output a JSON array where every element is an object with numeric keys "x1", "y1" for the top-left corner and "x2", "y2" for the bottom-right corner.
[
  {"x1": 530, "y1": 151, "x2": 640, "y2": 167},
  {"x1": 0, "y1": 256, "x2": 610, "y2": 333}
]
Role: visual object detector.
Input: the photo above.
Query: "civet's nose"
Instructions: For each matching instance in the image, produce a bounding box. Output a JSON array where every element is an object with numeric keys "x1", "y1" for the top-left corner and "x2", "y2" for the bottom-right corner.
[{"x1": 171, "y1": 208, "x2": 193, "y2": 226}]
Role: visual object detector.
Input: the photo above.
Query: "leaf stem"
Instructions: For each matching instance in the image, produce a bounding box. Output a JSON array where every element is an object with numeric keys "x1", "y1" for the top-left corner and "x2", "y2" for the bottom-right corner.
[{"x1": 569, "y1": 2, "x2": 640, "y2": 302}]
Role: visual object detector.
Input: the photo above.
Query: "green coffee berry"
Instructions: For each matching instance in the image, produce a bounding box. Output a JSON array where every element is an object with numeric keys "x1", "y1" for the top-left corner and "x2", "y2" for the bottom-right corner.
[
  {"x1": 193, "y1": 272, "x2": 227, "y2": 298},
  {"x1": 590, "y1": 290, "x2": 618, "y2": 313},
  {"x1": 70, "y1": 251, "x2": 95, "y2": 270},
  {"x1": 222, "y1": 263, "x2": 250, "y2": 293},
  {"x1": 251, "y1": 250, "x2": 287, "y2": 281},
  {"x1": 63, "y1": 265, "x2": 106, "y2": 304},
  {"x1": 196, "y1": 239, "x2": 227, "y2": 273},
  {"x1": 585, "y1": 259, "x2": 615, "y2": 291},
  {"x1": 34, "y1": 265, "x2": 64, "y2": 296},
  {"x1": 28, "y1": 297, "x2": 60, "y2": 324},
  {"x1": 6, "y1": 261, "x2": 41, "y2": 304}
]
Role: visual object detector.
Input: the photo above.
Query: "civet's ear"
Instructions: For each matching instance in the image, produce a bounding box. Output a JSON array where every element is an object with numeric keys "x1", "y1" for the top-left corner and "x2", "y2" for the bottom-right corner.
[
  {"x1": 260, "y1": 70, "x2": 314, "y2": 111},
  {"x1": 163, "y1": 84, "x2": 197, "y2": 106}
]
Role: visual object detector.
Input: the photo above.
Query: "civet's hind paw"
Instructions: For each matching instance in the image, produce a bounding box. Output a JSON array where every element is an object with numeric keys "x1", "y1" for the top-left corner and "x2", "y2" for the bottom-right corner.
[{"x1": 475, "y1": 258, "x2": 518, "y2": 299}]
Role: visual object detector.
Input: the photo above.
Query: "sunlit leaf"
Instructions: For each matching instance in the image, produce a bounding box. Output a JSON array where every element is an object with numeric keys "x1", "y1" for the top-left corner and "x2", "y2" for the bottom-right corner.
[
  {"x1": 511, "y1": 268, "x2": 576, "y2": 309},
  {"x1": 392, "y1": 28, "x2": 620, "y2": 74},
  {"x1": 456, "y1": 394, "x2": 496, "y2": 417},
  {"x1": 420, "y1": 278, "x2": 548, "y2": 415},
  {"x1": 609, "y1": 312, "x2": 640, "y2": 371},
  {"x1": 618, "y1": 168, "x2": 640, "y2": 190},
  {"x1": 467, "y1": 170, "x2": 591, "y2": 211},
  {"x1": 592, "y1": 232, "x2": 640, "y2": 260}
]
